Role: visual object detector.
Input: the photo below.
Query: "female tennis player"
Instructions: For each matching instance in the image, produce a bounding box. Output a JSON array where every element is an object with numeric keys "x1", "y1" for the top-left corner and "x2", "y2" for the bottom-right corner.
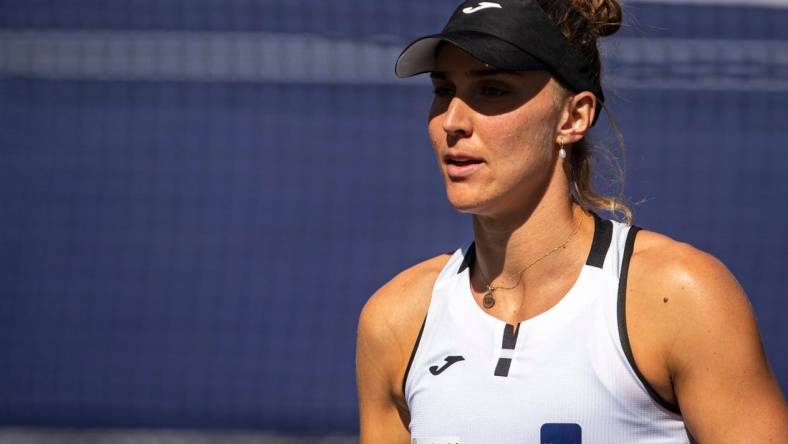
[{"x1": 356, "y1": 1, "x2": 787, "y2": 442}]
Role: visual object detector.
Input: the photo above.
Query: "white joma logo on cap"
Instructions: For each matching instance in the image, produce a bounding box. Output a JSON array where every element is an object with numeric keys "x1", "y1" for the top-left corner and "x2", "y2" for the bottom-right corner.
[{"x1": 463, "y1": 2, "x2": 502, "y2": 14}]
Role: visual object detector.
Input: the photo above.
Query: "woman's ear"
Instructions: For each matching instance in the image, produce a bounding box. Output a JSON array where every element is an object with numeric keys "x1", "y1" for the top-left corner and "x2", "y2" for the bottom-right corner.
[{"x1": 556, "y1": 91, "x2": 596, "y2": 145}]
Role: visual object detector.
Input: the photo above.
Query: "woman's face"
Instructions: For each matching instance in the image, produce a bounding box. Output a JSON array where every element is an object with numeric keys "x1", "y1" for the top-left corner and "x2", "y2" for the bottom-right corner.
[{"x1": 428, "y1": 44, "x2": 567, "y2": 217}]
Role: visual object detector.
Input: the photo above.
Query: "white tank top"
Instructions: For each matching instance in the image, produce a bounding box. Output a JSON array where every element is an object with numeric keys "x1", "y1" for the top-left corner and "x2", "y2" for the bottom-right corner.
[{"x1": 404, "y1": 215, "x2": 693, "y2": 444}]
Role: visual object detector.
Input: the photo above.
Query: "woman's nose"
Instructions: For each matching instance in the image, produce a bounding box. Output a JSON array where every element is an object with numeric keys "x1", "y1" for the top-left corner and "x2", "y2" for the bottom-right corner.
[{"x1": 442, "y1": 96, "x2": 473, "y2": 138}]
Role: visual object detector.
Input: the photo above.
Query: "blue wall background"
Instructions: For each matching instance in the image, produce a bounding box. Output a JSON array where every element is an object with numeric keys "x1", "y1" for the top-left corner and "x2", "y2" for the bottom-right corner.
[{"x1": 1, "y1": 0, "x2": 786, "y2": 434}]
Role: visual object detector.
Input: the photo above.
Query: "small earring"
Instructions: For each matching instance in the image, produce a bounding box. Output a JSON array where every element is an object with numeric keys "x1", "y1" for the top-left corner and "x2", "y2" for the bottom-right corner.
[{"x1": 559, "y1": 139, "x2": 567, "y2": 159}]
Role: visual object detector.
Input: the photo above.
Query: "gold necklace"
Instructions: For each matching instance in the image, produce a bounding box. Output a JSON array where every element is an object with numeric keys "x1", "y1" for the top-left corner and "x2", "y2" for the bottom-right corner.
[{"x1": 477, "y1": 216, "x2": 582, "y2": 310}]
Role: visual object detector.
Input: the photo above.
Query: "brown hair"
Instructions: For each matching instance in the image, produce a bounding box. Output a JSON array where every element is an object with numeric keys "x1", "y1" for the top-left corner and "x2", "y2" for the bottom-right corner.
[{"x1": 537, "y1": 0, "x2": 633, "y2": 223}]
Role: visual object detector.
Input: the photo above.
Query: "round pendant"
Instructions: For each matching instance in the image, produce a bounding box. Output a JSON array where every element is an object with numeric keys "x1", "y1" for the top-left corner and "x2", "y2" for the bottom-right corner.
[{"x1": 483, "y1": 292, "x2": 496, "y2": 309}]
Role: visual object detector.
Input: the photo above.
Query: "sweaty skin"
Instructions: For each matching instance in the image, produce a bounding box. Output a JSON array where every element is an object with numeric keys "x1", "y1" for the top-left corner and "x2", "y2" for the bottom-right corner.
[{"x1": 356, "y1": 45, "x2": 788, "y2": 443}]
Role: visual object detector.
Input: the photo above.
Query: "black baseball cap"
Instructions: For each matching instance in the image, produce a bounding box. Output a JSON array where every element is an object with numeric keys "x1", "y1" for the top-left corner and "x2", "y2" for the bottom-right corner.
[{"x1": 395, "y1": 0, "x2": 604, "y2": 124}]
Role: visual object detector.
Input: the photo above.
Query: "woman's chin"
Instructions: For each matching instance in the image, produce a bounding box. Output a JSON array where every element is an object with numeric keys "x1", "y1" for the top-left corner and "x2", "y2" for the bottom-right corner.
[{"x1": 445, "y1": 191, "x2": 491, "y2": 214}]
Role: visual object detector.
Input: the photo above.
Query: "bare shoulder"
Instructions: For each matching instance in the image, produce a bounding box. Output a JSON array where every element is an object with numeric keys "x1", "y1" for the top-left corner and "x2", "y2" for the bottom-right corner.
[
  {"x1": 627, "y1": 228, "x2": 752, "y2": 354},
  {"x1": 628, "y1": 229, "x2": 787, "y2": 441},
  {"x1": 629, "y1": 229, "x2": 749, "y2": 319},
  {"x1": 624, "y1": 229, "x2": 748, "y2": 401},
  {"x1": 359, "y1": 253, "x2": 453, "y2": 337},
  {"x1": 356, "y1": 253, "x2": 453, "y2": 391},
  {"x1": 356, "y1": 254, "x2": 454, "y2": 440}
]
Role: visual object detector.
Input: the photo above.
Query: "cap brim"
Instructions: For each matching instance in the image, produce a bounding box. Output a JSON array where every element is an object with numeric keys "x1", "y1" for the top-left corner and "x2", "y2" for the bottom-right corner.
[{"x1": 395, "y1": 31, "x2": 548, "y2": 78}]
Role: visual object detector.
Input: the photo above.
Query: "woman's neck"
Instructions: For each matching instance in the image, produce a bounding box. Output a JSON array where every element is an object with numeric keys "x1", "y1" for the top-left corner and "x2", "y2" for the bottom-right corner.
[{"x1": 471, "y1": 197, "x2": 591, "y2": 291}]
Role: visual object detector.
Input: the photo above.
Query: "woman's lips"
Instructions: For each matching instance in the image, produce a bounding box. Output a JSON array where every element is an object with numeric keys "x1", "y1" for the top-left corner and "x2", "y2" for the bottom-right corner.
[{"x1": 445, "y1": 156, "x2": 484, "y2": 179}]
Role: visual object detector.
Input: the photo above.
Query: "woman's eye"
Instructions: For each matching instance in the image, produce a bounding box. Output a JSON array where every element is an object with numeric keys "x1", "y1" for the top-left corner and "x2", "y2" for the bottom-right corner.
[
  {"x1": 481, "y1": 86, "x2": 508, "y2": 97},
  {"x1": 432, "y1": 86, "x2": 454, "y2": 98}
]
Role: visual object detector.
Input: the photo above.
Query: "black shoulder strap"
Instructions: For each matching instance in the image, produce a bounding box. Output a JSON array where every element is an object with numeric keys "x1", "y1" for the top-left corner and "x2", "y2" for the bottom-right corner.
[
  {"x1": 401, "y1": 314, "x2": 427, "y2": 399},
  {"x1": 585, "y1": 212, "x2": 614, "y2": 268},
  {"x1": 457, "y1": 242, "x2": 475, "y2": 274},
  {"x1": 617, "y1": 225, "x2": 682, "y2": 415}
]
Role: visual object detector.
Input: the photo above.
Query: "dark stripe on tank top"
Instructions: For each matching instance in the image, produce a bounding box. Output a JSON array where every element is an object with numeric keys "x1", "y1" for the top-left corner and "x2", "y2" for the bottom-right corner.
[
  {"x1": 402, "y1": 314, "x2": 427, "y2": 398},
  {"x1": 457, "y1": 242, "x2": 475, "y2": 274},
  {"x1": 586, "y1": 213, "x2": 613, "y2": 268},
  {"x1": 494, "y1": 358, "x2": 513, "y2": 377},
  {"x1": 494, "y1": 323, "x2": 520, "y2": 377},
  {"x1": 502, "y1": 323, "x2": 520, "y2": 350},
  {"x1": 617, "y1": 225, "x2": 682, "y2": 415}
]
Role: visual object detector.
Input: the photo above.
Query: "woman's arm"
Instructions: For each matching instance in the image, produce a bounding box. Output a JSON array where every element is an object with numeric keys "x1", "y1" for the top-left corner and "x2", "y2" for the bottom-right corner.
[
  {"x1": 633, "y1": 235, "x2": 787, "y2": 442},
  {"x1": 357, "y1": 295, "x2": 412, "y2": 443},
  {"x1": 356, "y1": 255, "x2": 449, "y2": 444}
]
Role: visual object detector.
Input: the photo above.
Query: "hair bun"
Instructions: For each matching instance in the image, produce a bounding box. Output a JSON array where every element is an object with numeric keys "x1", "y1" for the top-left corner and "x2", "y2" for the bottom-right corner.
[{"x1": 570, "y1": 0, "x2": 623, "y2": 38}]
